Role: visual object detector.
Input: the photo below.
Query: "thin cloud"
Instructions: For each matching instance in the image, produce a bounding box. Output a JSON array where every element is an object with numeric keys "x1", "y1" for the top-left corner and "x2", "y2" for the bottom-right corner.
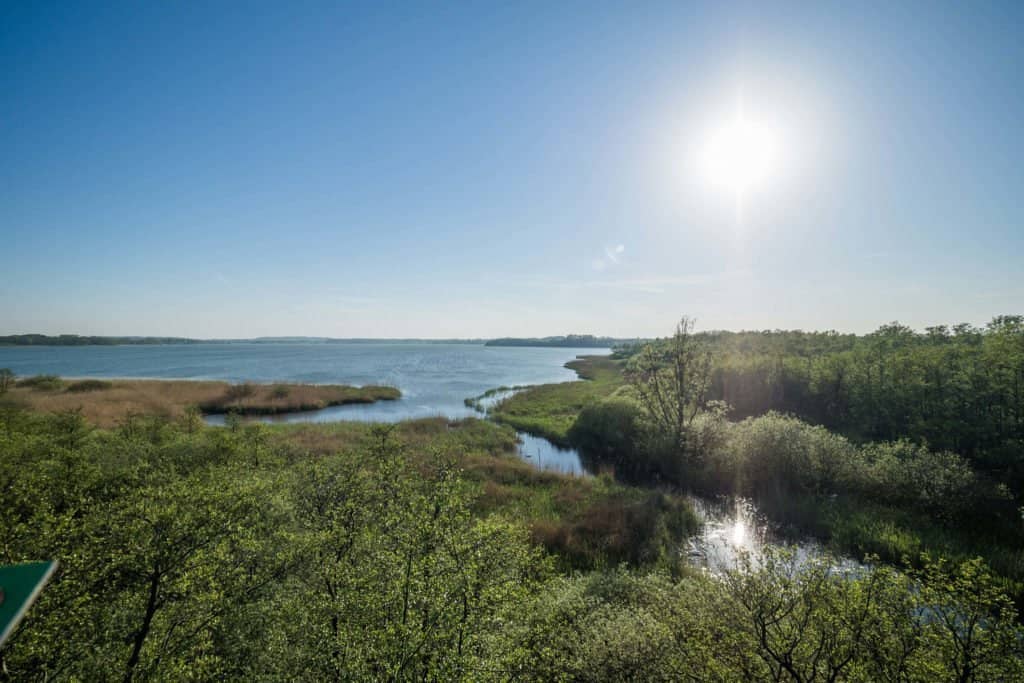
[{"x1": 592, "y1": 244, "x2": 626, "y2": 270}]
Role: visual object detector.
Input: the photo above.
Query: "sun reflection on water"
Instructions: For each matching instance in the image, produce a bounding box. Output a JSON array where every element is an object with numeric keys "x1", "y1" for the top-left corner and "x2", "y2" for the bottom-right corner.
[{"x1": 729, "y1": 519, "x2": 747, "y2": 547}]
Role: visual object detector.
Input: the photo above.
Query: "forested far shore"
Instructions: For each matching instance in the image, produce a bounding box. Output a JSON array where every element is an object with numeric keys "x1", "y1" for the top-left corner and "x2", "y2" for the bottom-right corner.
[
  {"x1": 0, "y1": 334, "x2": 201, "y2": 346},
  {"x1": 0, "y1": 335, "x2": 491, "y2": 346},
  {"x1": 486, "y1": 334, "x2": 638, "y2": 347}
]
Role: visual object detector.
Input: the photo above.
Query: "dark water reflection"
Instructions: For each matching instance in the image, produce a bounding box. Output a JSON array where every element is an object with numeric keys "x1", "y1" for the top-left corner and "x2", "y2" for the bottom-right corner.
[{"x1": 515, "y1": 432, "x2": 590, "y2": 476}]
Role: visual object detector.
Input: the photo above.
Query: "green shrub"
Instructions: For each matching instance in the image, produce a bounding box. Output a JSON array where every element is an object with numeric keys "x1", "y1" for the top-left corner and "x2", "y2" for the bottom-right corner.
[
  {"x1": 860, "y1": 440, "x2": 980, "y2": 521},
  {"x1": 569, "y1": 398, "x2": 642, "y2": 471},
  {"x1": 725, "y1": 412, "x2": 860, "y2": 497},
  {"x1": 15, "y1": 374, "x2": 63, "y2": 391},
  {"x1": 223, "y1": 382, "x2": 257, "y2": 401}
]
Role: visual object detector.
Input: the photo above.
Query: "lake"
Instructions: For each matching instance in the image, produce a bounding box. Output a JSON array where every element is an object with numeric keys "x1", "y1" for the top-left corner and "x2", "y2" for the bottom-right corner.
[{"x1": 0, "y1": 342, "x2": 607, "y2": 422}]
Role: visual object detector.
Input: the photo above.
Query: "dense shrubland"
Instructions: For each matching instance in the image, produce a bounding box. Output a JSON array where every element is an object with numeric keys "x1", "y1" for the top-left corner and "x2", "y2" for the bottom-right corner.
[
  {"x1": 565, "y1": 317, "x2": 1024, "y2": 607},
  {"x1": 702, "y1": 316, "x2": 1024, "y2": 486},
  {"x1": 604, "y1": 316, "x2": 1024, "y2": 489},
  {"x1": 501, "y1": 556, "x2": 1022, "y2": 682},
  {"x1": 1, "y1": 404, "x2": 1021, "y2": 680}
]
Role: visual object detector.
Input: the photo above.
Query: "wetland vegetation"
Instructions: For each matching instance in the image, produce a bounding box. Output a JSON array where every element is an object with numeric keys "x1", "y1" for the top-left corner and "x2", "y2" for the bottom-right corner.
[
  {"x1": 2, "y1": 375, "x2": 399, "y2": 427},
  {"x1": 2, "y1": 317, "x2": 1023, "y2": 680}
]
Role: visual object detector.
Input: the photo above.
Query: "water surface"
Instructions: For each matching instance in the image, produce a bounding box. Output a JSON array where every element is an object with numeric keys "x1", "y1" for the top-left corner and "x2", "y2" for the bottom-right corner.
[{"x1": 0, "y1": 342, "x2": 607, "y2": 422}]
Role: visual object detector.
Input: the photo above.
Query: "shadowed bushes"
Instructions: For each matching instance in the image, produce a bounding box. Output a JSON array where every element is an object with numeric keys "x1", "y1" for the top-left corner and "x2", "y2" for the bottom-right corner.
[
  {"x1": 568, "y1": 398, "x2": 641, "y2": 471},
  {"x1": 66, "y1": 378, "x2": 113, "y2": 392}
]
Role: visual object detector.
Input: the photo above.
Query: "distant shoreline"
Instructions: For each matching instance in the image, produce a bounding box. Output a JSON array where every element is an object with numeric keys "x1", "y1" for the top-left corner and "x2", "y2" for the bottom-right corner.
[
  {"x1": 0, "y1": 334, "x2": 635, "y2": 348},
  {"x1": 0, "y1": 334, "x2": 489, "y2": 346}
]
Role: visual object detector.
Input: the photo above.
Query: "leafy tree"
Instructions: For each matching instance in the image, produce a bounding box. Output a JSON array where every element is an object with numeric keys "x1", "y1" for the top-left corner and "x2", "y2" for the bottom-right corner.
[{"x1": 625, "y1": 317, "x2": 712, "y2": 460}]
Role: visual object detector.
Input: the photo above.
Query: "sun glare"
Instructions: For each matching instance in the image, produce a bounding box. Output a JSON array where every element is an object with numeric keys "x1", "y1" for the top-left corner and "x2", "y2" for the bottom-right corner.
[
  {"x1": 692, "y1": 90, "x2": 788, "y2": 223},
  {"x1": 700, "y1": 115, "x2": 779, "y2": 194}
]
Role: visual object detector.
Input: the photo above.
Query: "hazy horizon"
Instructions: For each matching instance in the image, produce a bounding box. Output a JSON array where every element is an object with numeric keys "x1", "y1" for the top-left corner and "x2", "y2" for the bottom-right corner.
[
  {"x1": 4, "y1": 2, "x2": 1022, "y2": 338},
  {"x1": 4, "y1": 315, "x2": 1019, "y2": 343}
]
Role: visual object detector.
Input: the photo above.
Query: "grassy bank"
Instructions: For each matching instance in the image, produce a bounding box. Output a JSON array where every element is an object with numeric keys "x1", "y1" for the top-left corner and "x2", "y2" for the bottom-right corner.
[
  {"x1": 6, "y1": 376, "x2": 399, "y2": 426},
  {"x1": 489, "y1": 355, "x2": 625, "y2": 444}
]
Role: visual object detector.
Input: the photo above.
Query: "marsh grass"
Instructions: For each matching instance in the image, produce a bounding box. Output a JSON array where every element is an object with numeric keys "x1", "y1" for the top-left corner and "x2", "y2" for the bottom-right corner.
[
  {"x1": 9, "y1": 378, "x2": 399, "y2": 427},
  {"x1": 463, "y1": 384, "x2": 531, "y2": 412},
  {"x1": 490, "y1": 355, "x2": 625, "y2": 444}
]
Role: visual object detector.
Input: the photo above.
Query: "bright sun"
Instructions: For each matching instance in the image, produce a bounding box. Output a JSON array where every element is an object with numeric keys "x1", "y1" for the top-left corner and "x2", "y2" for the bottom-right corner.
[{"x1": 695, "y1": 96, "x2": 784, "y2": 205}]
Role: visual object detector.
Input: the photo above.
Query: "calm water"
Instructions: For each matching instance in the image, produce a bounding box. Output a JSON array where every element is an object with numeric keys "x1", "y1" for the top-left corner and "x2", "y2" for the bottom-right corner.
[
  {"x1": 515, "y1": 432, "x2": 590, "y2": 476},
  {"x1": 0, "y1": 342, "x2": 607, "y2": 422}
]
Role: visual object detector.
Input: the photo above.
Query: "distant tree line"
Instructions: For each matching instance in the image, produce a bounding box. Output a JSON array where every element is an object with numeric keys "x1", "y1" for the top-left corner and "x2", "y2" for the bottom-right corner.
[
  {"x1": 0, "y1": 334, "x2": 200, "y2": 346},
  {"x1": 486, "y1": 334, "x2": 640, "y2": 348}
]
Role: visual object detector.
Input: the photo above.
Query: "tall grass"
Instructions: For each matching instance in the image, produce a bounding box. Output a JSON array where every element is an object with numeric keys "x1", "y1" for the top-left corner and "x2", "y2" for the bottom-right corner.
[
  {"x1": 9, "y1": 378, "x2": 399, "y2": 427},
  {"x1": 490, "y1": 356, "x2": 625, "y2": 444}
]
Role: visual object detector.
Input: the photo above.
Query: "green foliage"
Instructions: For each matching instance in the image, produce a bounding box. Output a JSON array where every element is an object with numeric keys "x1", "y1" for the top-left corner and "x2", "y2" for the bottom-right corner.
[
  {"x1": 568, "y1": 397, "x2": 642, "y2": 470},
  {"x1": 272, "y1": 435, "x2": 544, "y2": 680},
  {"x1": 15, "y1": 374, "x2": 63, "y2": 391},
  {"x1": 702, "y1": 316, "x2": 1024, "y2": 495},
  {"x1": 624, "y1": 316, "x2": 713, "y2": 457},
  {"x1": 224, "y1": 381, "x2": 258, "y2": 401},
  {"x1": 0, "y1": 412, "x2": 1021, "y2": 679},
  {"x1": 494, "y1": 553, "x2": 1023, "y2": 682}
]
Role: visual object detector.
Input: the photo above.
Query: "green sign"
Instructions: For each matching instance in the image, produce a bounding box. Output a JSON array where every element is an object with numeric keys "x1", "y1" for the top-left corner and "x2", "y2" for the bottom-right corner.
[{"x1": 0, "y1": 561, "x2": 57, "y2": 648}]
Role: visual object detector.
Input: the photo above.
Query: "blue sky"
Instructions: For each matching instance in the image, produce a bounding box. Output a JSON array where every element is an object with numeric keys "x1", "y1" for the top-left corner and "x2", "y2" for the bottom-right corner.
[{"x1": 2, "y1": 1, "x2": 1022, "y2": 338}]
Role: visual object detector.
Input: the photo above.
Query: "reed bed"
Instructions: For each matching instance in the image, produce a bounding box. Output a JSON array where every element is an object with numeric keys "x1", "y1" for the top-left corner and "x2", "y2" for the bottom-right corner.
[{"x1": 8, "y1": 378, "x2": 399, "y2": 427}]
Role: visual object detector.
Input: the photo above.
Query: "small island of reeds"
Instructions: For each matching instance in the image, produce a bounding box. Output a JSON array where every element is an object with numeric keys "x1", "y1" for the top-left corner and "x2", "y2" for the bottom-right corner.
[{"x1": 6, "y1": 375, "x2": 400, "y2": 427}]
